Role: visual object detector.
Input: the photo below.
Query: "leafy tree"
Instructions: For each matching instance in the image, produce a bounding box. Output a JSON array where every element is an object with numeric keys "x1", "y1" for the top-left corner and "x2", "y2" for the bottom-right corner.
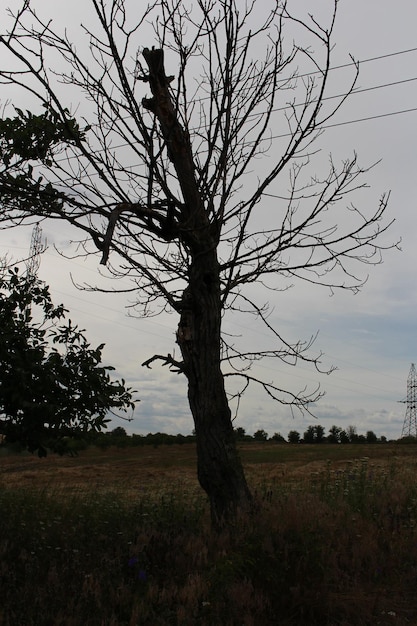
[
  {"x1": 234, "y1": 427, "x2": 247, "y2": 441},
  {"x1": 328, "y1": 425, "x2": 342, "y2": 444},
  {"x1": 0, "y1": 1, "x2": 395, "y2": 524},
  {"x1": 304, "y1": 424, "x2": 325, "y2": 443},
  {"x1": 271, "y1": 432, "x2": 286, "y2": 443},
  {"x1": 253, "y1": 429, "x2": 268, "y2": 442},
  {"x1": 339, "y1": 429, "x2": 350, "y2": 444},
  {"x1": 366, "y1": 430, "x2": 378, "y2": 443},
  {"x1": 111, "y1": 426, "x2": 128, "y2": 438},
  {"x1": 399, "y1": 435, "x2": 417, "y2": 444},
  {"x1": 288, "y1": 430, "x2": 301, "y2": 444},
  {"x1": 346, "y1": 425, "x2": 359, "y2": 443},
  {"x1": 303, "y1": 425, "x2": 316, "y2": 444},
  {"x1": 109, "y1": 426, "x2": 129, "y2": 447},
  {"x1": 315, "y1": 424, "x2": 325, "y2": 444},
  {"x1": 0, "y1": 267, "x2": 134, "y2": 456}
]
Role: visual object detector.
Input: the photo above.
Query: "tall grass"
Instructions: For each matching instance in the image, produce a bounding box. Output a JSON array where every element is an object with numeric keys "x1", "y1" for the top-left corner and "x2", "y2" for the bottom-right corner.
[{"x1": 1, "y1": 453, "x2": 417, "y2": 625}]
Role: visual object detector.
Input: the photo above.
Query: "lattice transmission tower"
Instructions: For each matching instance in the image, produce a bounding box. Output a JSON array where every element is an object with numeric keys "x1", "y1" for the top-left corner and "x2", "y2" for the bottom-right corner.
[
  {"x1": 25, "y1": 223, "x2": 46, "y2": 283},
  {"x1": 399, "y1": 363, "x2": 417, "y2": 439}
]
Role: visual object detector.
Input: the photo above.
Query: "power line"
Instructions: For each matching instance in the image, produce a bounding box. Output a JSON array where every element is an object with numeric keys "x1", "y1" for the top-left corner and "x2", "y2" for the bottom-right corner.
[
  {"x1": 52, "y1": 85, "x2": 417, "y2": 176},
  {"x1": 0, "y1": 238, "x2": 405, "y2": 405},
  {"x1": 272, "y1": 76, "x2": 417, "y2": 113},
  {"x1": 8, "y1": 239, "x2": 409, "y2": 391},
  {"x1": 1, "y1": 40, "x2": 408, "y2": 192},
  {"x1": 30, "y1": 45, "x2": 417, "y2": 168},
  {"x1": 269, "y1": 106, "x2": 417, "y2": 140},
  {"x1": 280, "y1": 46, "x2": 417, "y2": 83},
  {"x1": 48, "y1": 103, "x2": 417, "y2": 181},
  {"x1": 324, "y1": 106, "x2": 417, "y2": 131}
]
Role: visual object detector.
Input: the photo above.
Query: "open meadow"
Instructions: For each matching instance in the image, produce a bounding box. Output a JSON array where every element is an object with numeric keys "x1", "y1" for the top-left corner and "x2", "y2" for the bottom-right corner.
[{"x1": 1, "y1": 442, "x2": 417, "y2": 625}]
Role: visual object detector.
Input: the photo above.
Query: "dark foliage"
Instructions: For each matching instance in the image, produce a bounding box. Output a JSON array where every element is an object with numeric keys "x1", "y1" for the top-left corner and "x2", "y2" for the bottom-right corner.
[{"x1": 0, "y1": 267, "x2": 134, "y2": 455}]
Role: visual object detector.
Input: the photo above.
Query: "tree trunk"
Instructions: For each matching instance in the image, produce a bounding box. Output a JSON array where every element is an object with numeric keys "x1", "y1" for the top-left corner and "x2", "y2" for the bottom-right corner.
[
  {"x1": 142, "y1": 47, "x2": 252, "y2": 525},
  {"x1": 177, "y1": 250, "x2": 252, "y2": 526}
]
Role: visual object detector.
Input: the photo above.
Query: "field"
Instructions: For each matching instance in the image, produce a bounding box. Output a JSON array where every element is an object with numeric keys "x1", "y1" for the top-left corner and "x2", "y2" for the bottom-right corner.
[{"x1": 1, "y1": 442, "x2": 417, "y2": 625}]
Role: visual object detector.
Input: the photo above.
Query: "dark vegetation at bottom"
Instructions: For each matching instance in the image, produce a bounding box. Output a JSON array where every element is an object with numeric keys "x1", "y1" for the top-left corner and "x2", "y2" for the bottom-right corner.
[{"x1": 1, "y1": 456, "x2": 417, "y2": 625}]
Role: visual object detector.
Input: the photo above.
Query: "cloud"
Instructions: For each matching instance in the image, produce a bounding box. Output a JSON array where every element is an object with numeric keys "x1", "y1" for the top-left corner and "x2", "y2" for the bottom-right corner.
[{"x1": 1, "y1": 0, "x2": 416, "y2": 443}]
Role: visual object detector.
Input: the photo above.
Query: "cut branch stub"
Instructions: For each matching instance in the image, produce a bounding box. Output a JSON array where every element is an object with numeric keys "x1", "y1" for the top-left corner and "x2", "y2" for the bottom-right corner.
[{"x1": 141, "y1": 47, "x2": 211, "y2": 250}]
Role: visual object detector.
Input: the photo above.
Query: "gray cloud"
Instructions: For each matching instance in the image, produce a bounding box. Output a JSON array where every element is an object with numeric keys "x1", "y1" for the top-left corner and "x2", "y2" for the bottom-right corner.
[{"x1": 1, "y1": 0, "x2": 416, "y2": 442}]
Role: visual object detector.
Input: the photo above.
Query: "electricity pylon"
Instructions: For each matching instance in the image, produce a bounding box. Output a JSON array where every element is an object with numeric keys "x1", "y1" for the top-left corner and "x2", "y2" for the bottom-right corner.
[
  {"x1": 25, "y1": 223, "x2": 45, "y2": 282},
  {"x1": 399, "y1": 363, "x2": 417, "y2": 439}
]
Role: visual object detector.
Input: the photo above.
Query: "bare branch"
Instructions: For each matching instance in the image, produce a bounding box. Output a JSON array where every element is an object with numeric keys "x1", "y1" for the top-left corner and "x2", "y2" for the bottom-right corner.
[
  {"x1": 0, "y1": 0, "x2": 396, "y2": 464},
  {"x1": 142, "y1": 353, "x2": 184, "y2": 374},
  {"x1": 224, "y1": 371, "x2": 324, "y2": 418}
]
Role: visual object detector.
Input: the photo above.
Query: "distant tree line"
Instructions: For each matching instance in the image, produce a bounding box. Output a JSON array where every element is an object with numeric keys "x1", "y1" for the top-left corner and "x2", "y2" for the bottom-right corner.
[
  {"x1": 3, "y1": 423, "x2": 414, "y2": 456},
  {"x1": 94, "y1": 428, "x2": 196, "y2": 449},
  {"x1": 91, "y1": 424, "x2": 415, "y2": 449},
  {"x1": 83, "y1": 424, "x2": 405, "y2": 450},
  {"x1": 235, "y1": 425, "x2": 390, "y2": 444},
  {"x1": 0, "y1": 426, "x2": 198, "y2": 454}
]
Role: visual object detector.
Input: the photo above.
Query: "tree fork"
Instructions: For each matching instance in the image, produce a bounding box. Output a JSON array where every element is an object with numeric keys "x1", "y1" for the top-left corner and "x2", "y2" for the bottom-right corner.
[{"x1": 142, "y1": 47, "x2": 209, "y2": 244}]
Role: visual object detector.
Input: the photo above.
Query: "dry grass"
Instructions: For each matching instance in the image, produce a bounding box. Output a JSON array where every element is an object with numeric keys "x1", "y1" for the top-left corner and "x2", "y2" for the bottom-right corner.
[{"x1": 1, "y1": 443, "x2": 417, "y2": 625}]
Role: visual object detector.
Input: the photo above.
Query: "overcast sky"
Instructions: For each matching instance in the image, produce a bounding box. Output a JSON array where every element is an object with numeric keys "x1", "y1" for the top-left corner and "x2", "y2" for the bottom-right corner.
[{"x1": 1, "y1": 0, "x2": 417, "y2": 440}]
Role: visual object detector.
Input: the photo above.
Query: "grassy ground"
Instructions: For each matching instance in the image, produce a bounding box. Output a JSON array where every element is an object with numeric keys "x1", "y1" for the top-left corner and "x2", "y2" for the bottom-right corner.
[{"x1": 1, "y1": 443, "x2": 417, "y2": 625}]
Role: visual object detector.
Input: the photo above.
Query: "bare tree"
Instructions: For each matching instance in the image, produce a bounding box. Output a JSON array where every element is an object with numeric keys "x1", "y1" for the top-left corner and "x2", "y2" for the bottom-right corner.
[{"x1": 0, "y1": 0, "x2": 395, "y2": 525}]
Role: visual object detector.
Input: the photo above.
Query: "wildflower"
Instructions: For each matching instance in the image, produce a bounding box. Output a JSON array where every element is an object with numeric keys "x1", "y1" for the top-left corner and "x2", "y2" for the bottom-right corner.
[
  {"x1": 137, "y1": 569, "x2": 147, "y2": 582},
  {"x1": 128, "y1": 557, "x2": 147, "y2": 582}
]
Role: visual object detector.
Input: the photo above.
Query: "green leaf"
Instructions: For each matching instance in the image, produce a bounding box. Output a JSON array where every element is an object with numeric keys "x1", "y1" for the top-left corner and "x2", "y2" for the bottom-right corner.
[{"x1": 0, "y1": 266, "x2": 136, "y2": 456}]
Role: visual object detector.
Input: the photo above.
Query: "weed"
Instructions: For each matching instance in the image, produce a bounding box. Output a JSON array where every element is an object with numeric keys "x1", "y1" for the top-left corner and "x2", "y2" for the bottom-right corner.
[{"x1": 1, "y1": 445, "x2": 417, "y2": 624}]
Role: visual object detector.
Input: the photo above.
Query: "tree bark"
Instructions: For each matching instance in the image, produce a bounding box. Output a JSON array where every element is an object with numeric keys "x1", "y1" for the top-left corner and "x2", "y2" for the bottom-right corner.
[
  {"x1": 177, "y1": 251, "x2": 252, "y2": 526},
  {"x1": 142, "y1": 47, "x2": 252, "y2": 525}
]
